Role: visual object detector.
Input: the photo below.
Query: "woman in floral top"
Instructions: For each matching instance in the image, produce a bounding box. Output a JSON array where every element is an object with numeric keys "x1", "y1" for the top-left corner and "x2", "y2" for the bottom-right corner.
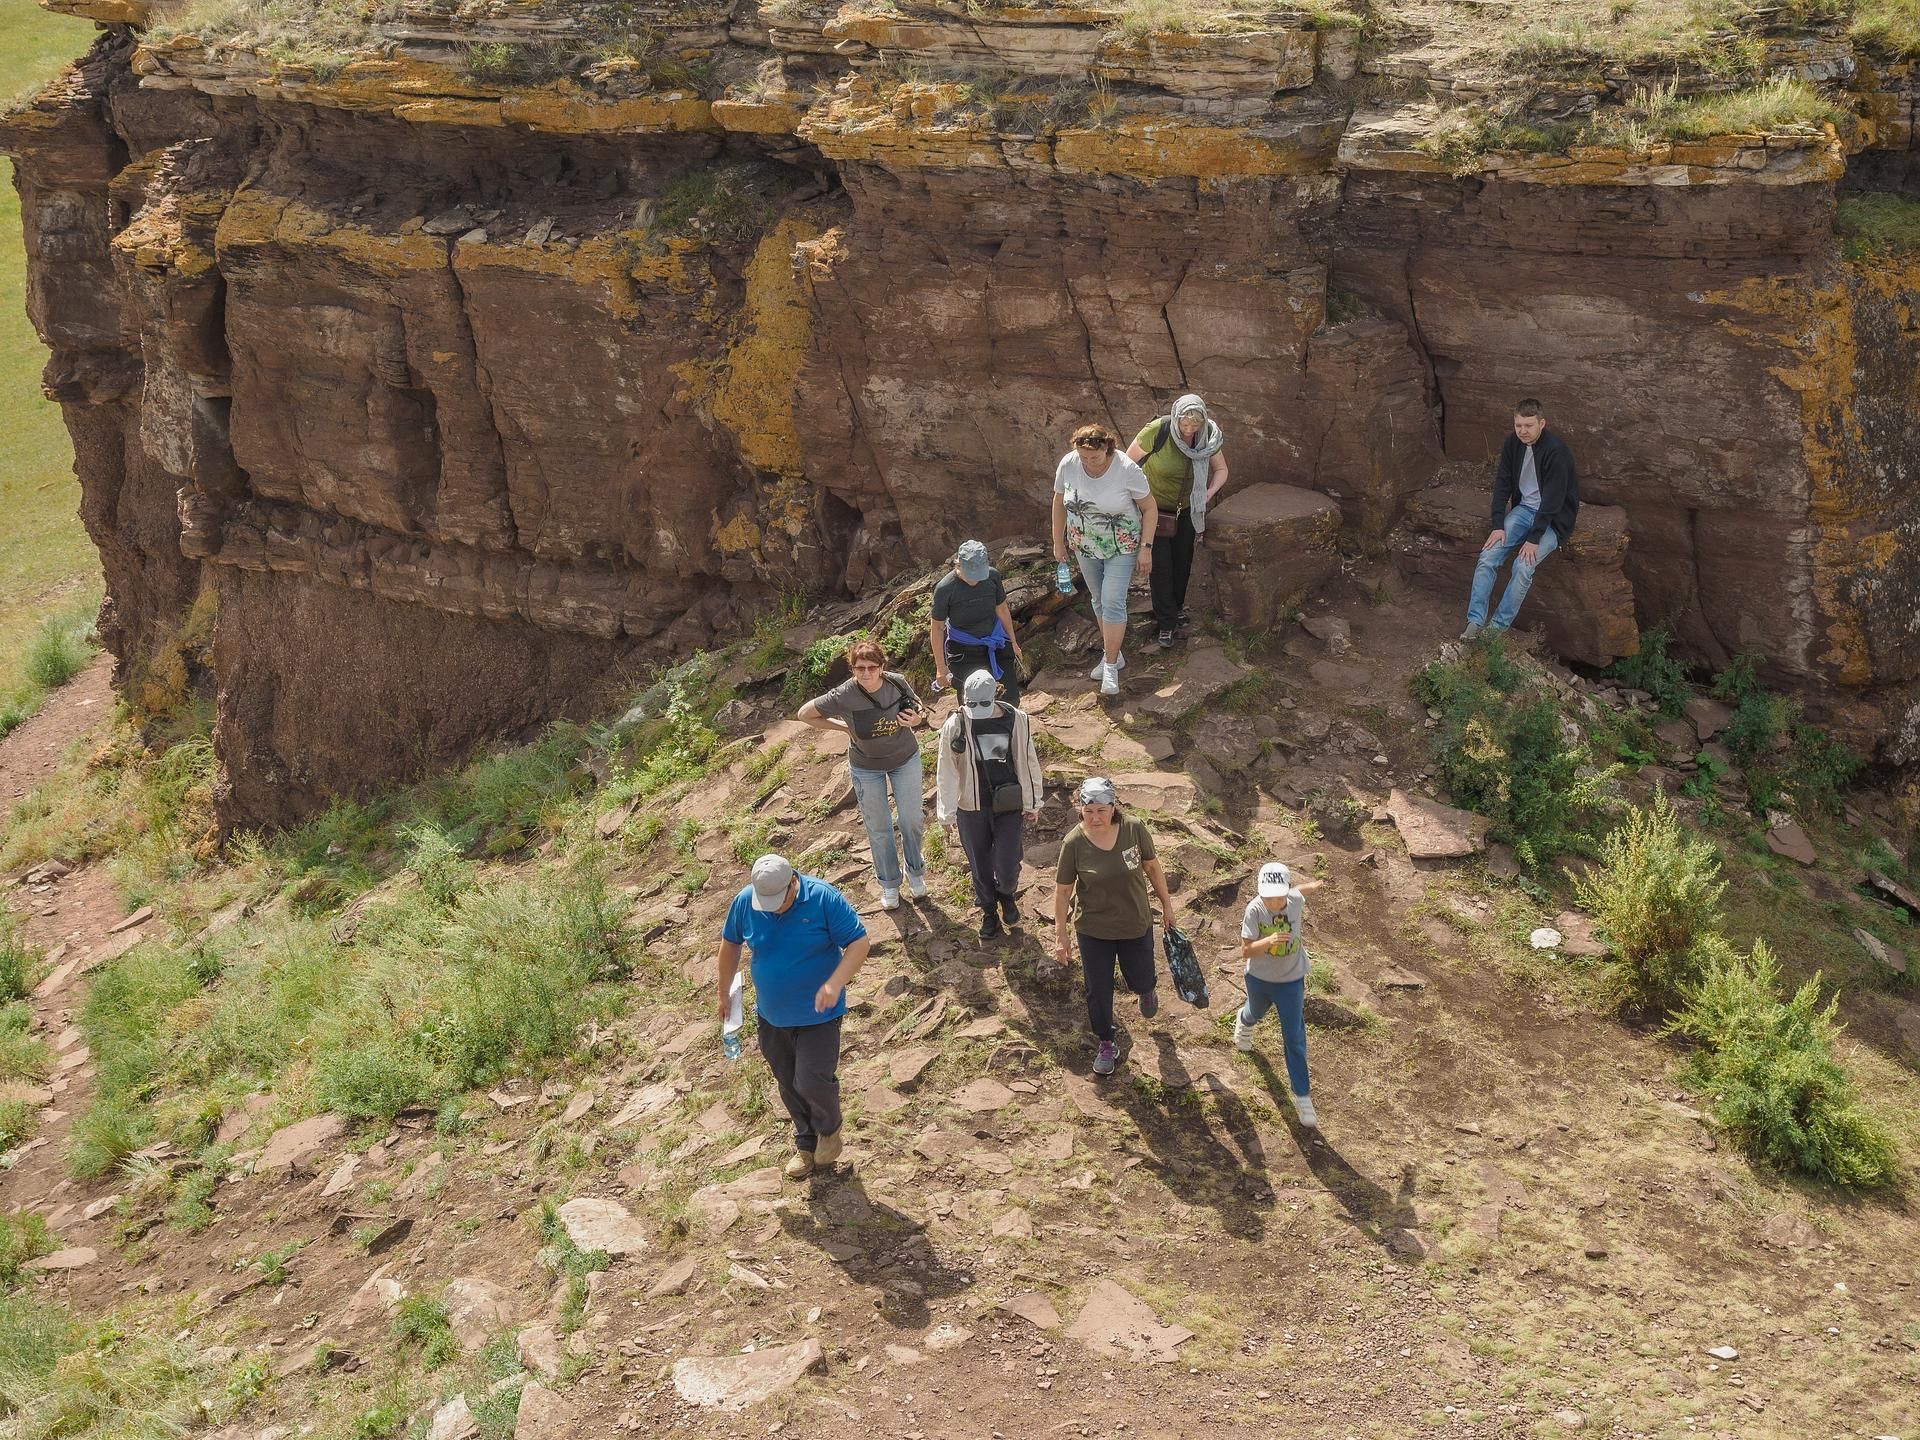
[{"x1": 1050, "y1": 423, "x2": 1157, "y2": 697}]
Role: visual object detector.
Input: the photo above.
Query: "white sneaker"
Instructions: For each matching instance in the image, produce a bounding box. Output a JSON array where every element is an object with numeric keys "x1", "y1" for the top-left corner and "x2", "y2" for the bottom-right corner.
[
  {"x1": 1292, "y1": 1092, "x2": 1319, "y2": 1129},
  {"x1": 1088, "y1": 652, "x2": 1127, "y2": 680},
  {"x1": 1099, "y1": 664, "x2": 1120, "y2": 697},
  {"x1": 905, "y1": 871, "x2": 928, "y2": 899},
  {"x1": 1232, "y1": 1014, "x2": 1254, "y2": 1052},
  {"x1": 880, "y1": 887, "x2": 900, "y2": 910}
]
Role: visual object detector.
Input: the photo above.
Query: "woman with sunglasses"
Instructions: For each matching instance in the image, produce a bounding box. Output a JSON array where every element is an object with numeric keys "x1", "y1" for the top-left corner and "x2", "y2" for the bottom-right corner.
[{"x1": 1051, "y1": 423, "x2": 1156, "y2": 697}]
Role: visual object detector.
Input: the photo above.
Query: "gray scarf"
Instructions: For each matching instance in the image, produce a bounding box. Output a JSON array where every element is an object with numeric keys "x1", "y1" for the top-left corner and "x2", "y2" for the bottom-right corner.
[{"x1": 1168, "y1": 393, "x2": 1224, "y2": 532}]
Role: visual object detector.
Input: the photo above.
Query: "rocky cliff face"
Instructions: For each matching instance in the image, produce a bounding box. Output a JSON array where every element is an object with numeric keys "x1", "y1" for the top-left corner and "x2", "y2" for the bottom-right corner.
[{"x1": 5, "y1": 1, "x2": 1918, "y2": 824}]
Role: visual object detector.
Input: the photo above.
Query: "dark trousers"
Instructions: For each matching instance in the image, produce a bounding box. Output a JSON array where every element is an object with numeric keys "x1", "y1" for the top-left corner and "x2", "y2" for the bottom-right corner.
[
  {"x1": 944, "y1": 641, "x2": 1021, "y2": 708},
  {"x1": 955, "y1": 806, "x2": 1025, "y2": 914},
  {"x1": 1077, "y1": 931, "x2": 1157, "y2": 1042},
  {"x1": 1149, "y1": 508, "x2": 1197, "y2": 631},
  {"x1": 756, "y1": 1016, "x2": 843, "y2": 1150}
]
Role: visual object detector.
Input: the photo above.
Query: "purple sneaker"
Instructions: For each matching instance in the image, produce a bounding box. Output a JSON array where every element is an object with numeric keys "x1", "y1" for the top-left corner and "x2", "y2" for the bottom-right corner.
[
  {"x1": 1138, "y1": 988, "x2": 1159, "y2": 1019},
  {"x1": 1093, "y1": 1040, "x2": 1117, "y2": 1077}
]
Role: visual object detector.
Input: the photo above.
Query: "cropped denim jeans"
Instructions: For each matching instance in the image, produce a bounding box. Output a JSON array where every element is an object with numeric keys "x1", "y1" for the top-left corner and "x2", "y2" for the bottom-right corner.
[{"x1": 848, "y1": 750, "x2": 925, "y2": 890}]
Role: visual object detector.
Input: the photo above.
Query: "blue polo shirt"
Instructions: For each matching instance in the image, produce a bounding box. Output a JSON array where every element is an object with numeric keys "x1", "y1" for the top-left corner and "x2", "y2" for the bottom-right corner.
[{"x1": 721, "y1": 875, "x2": 867, "y2": 1028}]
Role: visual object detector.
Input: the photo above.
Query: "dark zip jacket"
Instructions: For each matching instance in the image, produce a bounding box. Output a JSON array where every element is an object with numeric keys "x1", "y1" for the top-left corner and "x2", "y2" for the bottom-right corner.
[{"x1": 1490, "y1": 429, "x2": 1579, "y2": 544}]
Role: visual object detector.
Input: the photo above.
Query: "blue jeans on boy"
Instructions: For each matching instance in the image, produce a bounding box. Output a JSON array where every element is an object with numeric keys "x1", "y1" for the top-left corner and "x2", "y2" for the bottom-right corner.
[
  {"x1": 1466, "y1": 505, "x2": 1561, "y2": 630},
  {"x1": 1076, "y1": 549, "x2": 1138, "y2": 626},
  {"x1": 849, "y1": 750, "x2": 925, "y2": 889},
  {"x1": 1242, "y1": 974, "x2": 1310, "y2": 1097}
]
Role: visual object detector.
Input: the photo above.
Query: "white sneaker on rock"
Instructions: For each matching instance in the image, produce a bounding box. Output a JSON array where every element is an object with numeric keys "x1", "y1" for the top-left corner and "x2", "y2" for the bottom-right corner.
[
  {"x1": 1292, "y1": 1092, "x2": 1319, "y2": 1129},
  {"x1": 1088, "y1": 653, "x2": 1127, "y2": 680},
  {"x1": 1099, "y1": 665, "x2": 1120, "y2": 697},
  {"x1": 1232, "y1": 1015, "x2": 1254, "y2": 1052},
  {"x1": 906, "y1": 872, "x2": 928, "y2": 899},
  {"x1": 880, "y1": 887, "x2": 900, "y2": 910}
]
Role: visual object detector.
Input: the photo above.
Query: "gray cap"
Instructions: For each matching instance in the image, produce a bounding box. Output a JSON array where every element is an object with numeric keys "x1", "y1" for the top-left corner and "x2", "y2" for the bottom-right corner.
[
  {"x1": 955, "y1": 539, "x2": 990, "y2": 584},
  {"x1": 749, "y1": 854, "x2": 795, "y2": 911},
  {"x1": 1075, "y1": 776, "x2": 1118, "y2": 806},
  {"x1": 962, "y1": 668, "x2": 999, "y2": 719}
]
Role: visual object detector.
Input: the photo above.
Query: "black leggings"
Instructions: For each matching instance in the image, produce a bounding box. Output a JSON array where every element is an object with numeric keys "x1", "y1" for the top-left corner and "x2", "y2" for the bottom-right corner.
[
  {"x1": 1149, "y1": 508, "x2": 1197, "y2": 630},
  {"x1": 1077, "y1": 931, "x2": 1157, "y2": 1042}
]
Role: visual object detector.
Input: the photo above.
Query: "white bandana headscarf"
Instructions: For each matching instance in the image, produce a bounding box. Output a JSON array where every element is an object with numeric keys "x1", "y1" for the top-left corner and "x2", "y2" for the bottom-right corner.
[{"x1": 1168, "y1": 394, "x2": 1224, "y2": 533}]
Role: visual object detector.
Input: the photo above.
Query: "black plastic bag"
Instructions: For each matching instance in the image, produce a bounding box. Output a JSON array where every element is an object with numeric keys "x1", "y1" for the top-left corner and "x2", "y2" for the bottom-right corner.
[{"x1": 1162, "y1": 926, "x2": 1209, "y2": 1008}]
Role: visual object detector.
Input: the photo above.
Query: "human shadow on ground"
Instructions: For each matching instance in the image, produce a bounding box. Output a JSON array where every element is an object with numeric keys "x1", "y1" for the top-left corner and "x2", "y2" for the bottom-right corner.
[
  {"x1": 1001, "y1": 944, "x2": 1273, "y2": 1243},
  {"x1": 779, "y1": 1170, "x2": 973, "y2": 1329},
  {"x1": 1248, "y1": 1052, "x2": 1425, "y2": 1260}
]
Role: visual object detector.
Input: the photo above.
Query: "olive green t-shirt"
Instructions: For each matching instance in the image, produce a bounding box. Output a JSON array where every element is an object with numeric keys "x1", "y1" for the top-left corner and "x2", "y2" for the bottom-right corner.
[
  {"x1": 1133, "y1": 420, "x2": 1190, "y2": 511},
  {"x1": 1055, "y1": 816, "x2": 1157, "y2": 941}
]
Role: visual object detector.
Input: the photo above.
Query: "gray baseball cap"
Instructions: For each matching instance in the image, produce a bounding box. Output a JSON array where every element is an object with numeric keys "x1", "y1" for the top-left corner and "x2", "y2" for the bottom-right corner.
[
  {"x1": 962, "y1": 668, "x2": 999, "y2": 719},
  {"x1": 1075, "y1": 776, "x2": 1118, "y2": 806},
  {"x1": 955, "y1": 539, "x2": 990, "y2": 584},
  {"x1": 749, "y1": 854, "x2": 795, "y2": 911}
]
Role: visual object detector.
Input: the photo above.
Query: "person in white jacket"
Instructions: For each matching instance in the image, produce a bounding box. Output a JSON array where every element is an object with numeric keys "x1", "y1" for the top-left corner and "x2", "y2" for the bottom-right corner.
[{"x1": 936, "y1": 670, "x2": 1045, "y2": 941}]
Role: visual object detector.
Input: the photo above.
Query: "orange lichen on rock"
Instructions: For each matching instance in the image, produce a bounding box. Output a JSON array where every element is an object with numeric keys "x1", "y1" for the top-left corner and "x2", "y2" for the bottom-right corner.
[{"x1": 710, "y1": 217, "x2": 822, "y2": 479}]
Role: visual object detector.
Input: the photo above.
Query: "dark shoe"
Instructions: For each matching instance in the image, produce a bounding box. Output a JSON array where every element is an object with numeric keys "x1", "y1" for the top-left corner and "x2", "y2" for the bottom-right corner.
[
  {"x1": 1156, "y1": 628, "x2": 1175, "y2": 650},
  {"x1": 978, "y1": 912, "x2": 1003, "y2": 941},
  {"x1": 1138, "y1": 988, "x2": 1160, "y2": 1019},
  {"x1": 997, "y1": 892, "x2": 1020, "y2": 927}
]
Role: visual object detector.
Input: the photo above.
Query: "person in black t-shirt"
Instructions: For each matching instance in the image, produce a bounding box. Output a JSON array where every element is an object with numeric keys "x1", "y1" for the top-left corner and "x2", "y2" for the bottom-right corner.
[
  {"x1": 929, "y1": 540, "x2": 1024, "y2": 707},
  {"x1": 934, "y1": 670, "x2": 1044, "y2": 940}
]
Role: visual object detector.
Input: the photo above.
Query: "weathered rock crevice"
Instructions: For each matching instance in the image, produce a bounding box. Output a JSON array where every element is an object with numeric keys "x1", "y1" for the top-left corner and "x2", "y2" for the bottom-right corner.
[{"x1": 5, "y1": 4, "x2": 1919, "y2": 819}]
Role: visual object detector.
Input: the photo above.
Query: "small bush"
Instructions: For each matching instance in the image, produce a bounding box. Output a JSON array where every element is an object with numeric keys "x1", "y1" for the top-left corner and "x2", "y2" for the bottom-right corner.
[
  {"x1": 1711, "y1": 657, "x2": 1860, "y2": 815},
  {"x1": 787, "y1": 631, "x2": 869, "y2": 700},
  {"x1": 0, "y1": 1098, "x2": 33, "y2": 1152},
  {"x1": 0, "y1": 916, "x2": 37, "y2": 1001},
  {"x1": 392, "y1": 1295, "x2": 458, "y2": 1368},
  {"x1": 1609, "y1": 626, "x2": 1690, "y2": 716},
  {"x1": 0, "y1": 1293, "x2": 78, "y2": 1410},
  {"x1": 21, "y1": 611, "x2": 93, "y2": 692},
  {"x1": 0, "y1": 1017, "x2": 54, "y2": 1085},
  {"x1": 66, "y1": 1096, "x2": 153, "y2": 1180},
  {"x1": 1572, "y1": 795, "x2": 1726, "y2": 1004},
  {"x1": 0, "y1": 1213, "x2": 55, "y2": 1289},
  {"x1": 1671, "y1": 940, "x2": 1902, "y2": 1188}
]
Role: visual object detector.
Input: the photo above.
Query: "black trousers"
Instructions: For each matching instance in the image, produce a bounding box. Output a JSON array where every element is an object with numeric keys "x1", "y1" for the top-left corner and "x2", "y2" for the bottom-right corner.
[
  {"x1": 944, "y1": 641, "x2": 1021, "y2": 708},
  {"x1": 1077, "y1": 931, "x2": 1157, "y2": 1042},
  {"x1": 1149, "y1": 508, "x2": 1197, "y2": 631},
  {"x1": 756, "y1": 1015, "x2": 843, "y2": 1149},
  {"x1": 955, "y1": 806, "x2": 1025, "y2": 914}
]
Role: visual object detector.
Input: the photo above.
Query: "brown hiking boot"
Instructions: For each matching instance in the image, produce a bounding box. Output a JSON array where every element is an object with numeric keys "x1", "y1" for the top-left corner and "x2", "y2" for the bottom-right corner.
[
  {"x1": 783, "y1": 1148, "x2": 815, "y2": 1180},
  {"x1": 813, "y1": 1129, "x2": 844, "y2": 1166}
]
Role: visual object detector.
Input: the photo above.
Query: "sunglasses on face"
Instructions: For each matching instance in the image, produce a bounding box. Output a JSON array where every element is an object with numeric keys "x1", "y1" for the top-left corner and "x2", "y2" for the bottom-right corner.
[{"x1": 1074, "y1": 440, "x2": 1111, "y2": 451}]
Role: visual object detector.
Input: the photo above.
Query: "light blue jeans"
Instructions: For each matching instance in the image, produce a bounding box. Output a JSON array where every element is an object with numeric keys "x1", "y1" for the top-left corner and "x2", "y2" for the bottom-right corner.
[
  {"x1": 1467, "y1": 505, "x2": 1560, "y2": 630},
  {"x1": 849, "y1": 751, "x2": 925, "y2": 889},
  {"x1": 1242, "y1": 973, "x2": 1310, "y2": 1097},
  {"x1": 1076, "y1": 548, "x2": 1138, "y2": 625}
]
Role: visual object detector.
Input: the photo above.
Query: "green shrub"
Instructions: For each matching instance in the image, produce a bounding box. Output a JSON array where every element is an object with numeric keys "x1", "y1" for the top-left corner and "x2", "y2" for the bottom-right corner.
[
  {"x1": 787, "y1": 631, "x2": 868, "y2": 699},
  {"x1": 0, "y1": 1212, "x2": 55, "y2": 1289},
  {"x1": 1413, "y1": 644, "x2": 1617, "y2": 867},
  {"x1": 1671, "y1": 940, "x2": 1902, "y2": 1188},
  {"x1": 0, "y1": 1293, "x2": 79, "y2": 1410},
  {"x1": 66, "y1": 1095, "x2": 153, "y2": 1180},
  {"x1": 1609, "y1": 626, "x2": 1690, "y2": 716},
  {"x1": 392, "y1": 1295, "x2": 458, "y2": 1368},
  {"x1": 21, "y1": 610, "x2": 93, "y2": 692},
  {"x1": 0, "y1": 1098, "x2": 33, "y2": 1152},
  {"x1": 0, "y1": 916, "x2": 36, "y2": 1001},
  {"x1": 1711, "y1": 657, "x2": 1860, "y2": 815},
  {"x1": 1572, "y1": 795, "x2": 1726, "y2": 1004},
  {"x1": 0, "y1": 1015, "x2": 54, "y2": 1084}
]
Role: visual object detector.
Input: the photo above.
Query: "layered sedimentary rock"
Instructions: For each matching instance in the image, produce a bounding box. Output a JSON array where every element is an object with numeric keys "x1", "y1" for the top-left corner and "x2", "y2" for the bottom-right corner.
[{"x1": 5, "y1": 1, "x2": 1918, "y2": 821}]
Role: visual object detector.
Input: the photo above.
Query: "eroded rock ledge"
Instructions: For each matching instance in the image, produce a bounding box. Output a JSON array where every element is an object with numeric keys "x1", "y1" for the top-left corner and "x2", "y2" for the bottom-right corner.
[{"x1": 5, "y1": 2, "x2": 1918, "y2": 823}]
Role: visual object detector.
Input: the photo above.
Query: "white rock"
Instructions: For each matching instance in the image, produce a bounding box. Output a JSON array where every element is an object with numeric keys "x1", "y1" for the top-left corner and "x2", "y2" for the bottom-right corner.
[
  {"x1": 556, "y1": 1197, "x2": 649, "y2": 1257},
  {"x1": 1705, "y1": 1344, "x2": 1739, "y2": 1361},
  {"x1": 1528, "y1": 927, "x2": 1563, "y2": 950},
  {"x1": 426, "y1": 1395, "x2": 477, "y2": 1440},
  {"x1": 516, "y1": 1323, "x2": 564, "y2": 1379},
  {"x1": 672, "y1": 1339, "x2": 825, "y2": 1410}
]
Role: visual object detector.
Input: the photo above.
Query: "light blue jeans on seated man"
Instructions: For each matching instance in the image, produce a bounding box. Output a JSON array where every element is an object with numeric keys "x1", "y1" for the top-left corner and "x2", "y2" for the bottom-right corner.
[
  {"x1": 1076, "y1": 548, "x2": 1138, "y2": 625},
  {"x1": 1467, "y1": 504, "x2": 1561, "y2": 630},
  {"x1": 1242, "y1": 973, "x2": 1311, "y2": 1097},
  {"x1": 849, "y1": 750, "x2": 925, "y2": 889}
]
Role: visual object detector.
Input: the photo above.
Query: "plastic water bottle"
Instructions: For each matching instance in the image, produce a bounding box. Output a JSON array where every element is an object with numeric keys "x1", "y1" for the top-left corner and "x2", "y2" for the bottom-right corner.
[
  {"x1": 1055, "y1": 562, "x2": 1074, "y2": 595},
  {"x1": 720, "y1": 973, "x2": 745, "y2": 1061}
]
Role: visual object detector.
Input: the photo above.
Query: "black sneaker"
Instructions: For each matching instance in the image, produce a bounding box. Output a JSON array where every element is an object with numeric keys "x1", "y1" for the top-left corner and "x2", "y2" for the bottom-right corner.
[
  {"x1": 978, "y1": 912, "x2": 1003, "y2": 941},
  {"x1": 1156, "y1": 628, "x2": 1175, "y2": 650},
  {"x1": 1138, "y1": 988, "x2": 1160, "y2": 1018},
  {"x1": 998, "y1": 892, "x2": 1020, "y2": 928}
]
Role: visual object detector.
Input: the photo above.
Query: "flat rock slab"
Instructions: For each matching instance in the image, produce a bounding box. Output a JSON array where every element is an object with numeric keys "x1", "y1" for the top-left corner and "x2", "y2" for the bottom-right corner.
[
  {"x1": 672, "y1": 1339, "x2": 825, "y2": 1410},
  {"x1": 1386, "y1": 788, "x2": 1490, "y2": 859},
  {"x1": 647, "y1": 1256, "x2": 700, "y2": 1299},
  {"x1": 889, "y1": 1045, "x2": 938, "y2": 1088},
  {"x1": 24, "y1": 1246, "x2": 98, "y2": 1272},
  {"x1": 1685, "y1": 696, "x2": 1732, "y2": 740},
  {"x1": 999, "y1": 1291, "x2": 1062, "y2": 1331},
  {"x1": 514, "y1": 1381, "x2": 579, "y2": 1440},
  {"x1": 1065, "y1": 1279, "x2": 1194, "y2": 1363},
  {"x1": 1852, "y1": 928, "x2": 1907, "y2": 976},
  {"x1": 1758, "y1": 1211, "x2": 1823, "y2": 1249},
  {"x1": 1552, "y1": 911, "x2": 1608, "y2": 959},
  {"x1": 1109, "y1": 771, "x2": 1197, "y2": 814},
  {"x1": 557, "y1": 1198, "x2": 649, "y2": 1257},
  {"x1": 949, "y1": 1078, "x2": 1017, "y2": 1113},
  {"x1": 258, "y1": 1113, "x2": 344, "y2": 1173},
  {"x1": 606, "y1": 1080, "x2": 685, "y2": 1128},
  {"x1": 1138, "y1": 646, "x2": 1250, "y2": 722},
  {"x1": 1765, "y1": 820, "x2": 1815, "y2": 865},
  {"x1": 427, "y1": 1395, "x2": 478, "y2": 1440},
  {"x1": 444, "y1": 1277, "x2": 520, "y2": 1351}
]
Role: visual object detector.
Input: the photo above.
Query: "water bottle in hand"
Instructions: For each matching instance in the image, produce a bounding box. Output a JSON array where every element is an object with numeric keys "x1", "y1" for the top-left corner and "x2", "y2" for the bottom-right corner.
[
  {"x1": 721, "y1": 973, "x2": 745, "y2": 1061},
  {"x1": 1055, "y1": 562, "x2": 1074, "y2": 595}
]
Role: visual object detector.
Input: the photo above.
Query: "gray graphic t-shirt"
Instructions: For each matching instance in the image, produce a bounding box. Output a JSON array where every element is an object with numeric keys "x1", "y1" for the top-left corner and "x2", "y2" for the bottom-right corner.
[{"x1": 1241, "y1": 893, "x2": 1307, "y2": 984}]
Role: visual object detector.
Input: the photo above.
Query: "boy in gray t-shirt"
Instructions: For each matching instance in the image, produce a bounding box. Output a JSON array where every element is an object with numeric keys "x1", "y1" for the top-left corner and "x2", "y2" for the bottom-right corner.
[{"x1": 1233, "y1": 860, "x2": 1327, "y2": 1128}]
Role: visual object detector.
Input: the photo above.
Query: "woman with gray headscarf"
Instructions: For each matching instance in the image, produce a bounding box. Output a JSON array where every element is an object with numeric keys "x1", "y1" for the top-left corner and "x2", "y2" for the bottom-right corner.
[{"x1": 1127, "y1": 394, "x2": 1228, "y2": 650}]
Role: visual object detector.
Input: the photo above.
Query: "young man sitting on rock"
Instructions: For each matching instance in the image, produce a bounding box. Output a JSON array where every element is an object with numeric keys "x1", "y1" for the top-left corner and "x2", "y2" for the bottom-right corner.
[
  {"x1": 716, "y1": 855, "x2": 871, "y2": 1179},
  {"x1": 1461, "y1": 398, "x2": 1579, "y2": 641}
]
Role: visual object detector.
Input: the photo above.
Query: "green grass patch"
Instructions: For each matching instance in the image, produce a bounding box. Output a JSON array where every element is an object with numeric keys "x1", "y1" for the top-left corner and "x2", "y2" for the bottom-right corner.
[
  {"x1": 0, "y1": 1212, "x2": 56, "y2": 1290},
  {"x1": 1854, "y1": 0, "x2": 1920, "y2": 56},
  {"x1": 1608, "y1": 625, "x2": 1691, "y2": 717},
  {"x1": 1711, "y1": 654, "x2": 1859, "y2": 815},
  {"x1": 0, "y1": 915, "x2": 37, "y2": 1001},
  {"x1": 392, "y1": 1295, "x2": 459, "y2": 1369},
  {"x1": 648, "y1": 160, "x2": 796, "y2": 251},
  {"x1": 1836, "y1": 192, "x2": 1920, "y2": 261}
]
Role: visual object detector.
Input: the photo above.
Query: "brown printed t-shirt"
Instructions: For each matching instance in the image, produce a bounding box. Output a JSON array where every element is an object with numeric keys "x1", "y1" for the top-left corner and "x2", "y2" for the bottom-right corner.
[
  {"x1": 812, "y1": 673, "x2": 922, "y2": 772},
  {"x1": 1055, "y1": 816, "x2": 1156, "y2": 941}
]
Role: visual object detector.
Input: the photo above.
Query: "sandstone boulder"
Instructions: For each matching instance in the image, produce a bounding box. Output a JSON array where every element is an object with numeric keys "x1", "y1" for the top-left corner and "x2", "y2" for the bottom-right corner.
[
  {"x1": 1202, "y1": 485, "x2": 1342, "y2": 632},
  {"x1": 1136, "y1": 644, "x2": 1250, "y2": 722},
  {"x1": 671, "y1": 1339, "x2": 825, "y2": 1410},
  {"x1": 1386, "y1": 788, "x2": 1490, "y2": 858},
  {"x1": 1389, "y1": 481, "x2": 1635, "y2": 667},
  {"x1": 257, "y1": 1113, "x2": 344, "y2": 1174},
  {"x1": 513, "y1": 1381, "x2": 578, "y2": 1440},
  {"x1": 556, "y1": 1198, "x2": 649, "y2": 1257},
  {"x1": 443, "y1": 1277, "x2": 520, "y2": 1352}
]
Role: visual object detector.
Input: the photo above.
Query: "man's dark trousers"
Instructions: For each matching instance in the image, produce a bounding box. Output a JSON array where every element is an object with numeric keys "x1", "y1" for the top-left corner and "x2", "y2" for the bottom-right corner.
[
  {"x1": 756, "y1": 1016, "x2": 843, "y2": 1150},
  {"x1": 955, "y1": 807, "x2": 1024, "y2": 914}
]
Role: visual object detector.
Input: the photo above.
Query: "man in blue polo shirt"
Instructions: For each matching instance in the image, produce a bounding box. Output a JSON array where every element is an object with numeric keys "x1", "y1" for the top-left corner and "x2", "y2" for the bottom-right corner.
[{"x1": 717, "y1": 854, "x2": 871, "y2": 1179}]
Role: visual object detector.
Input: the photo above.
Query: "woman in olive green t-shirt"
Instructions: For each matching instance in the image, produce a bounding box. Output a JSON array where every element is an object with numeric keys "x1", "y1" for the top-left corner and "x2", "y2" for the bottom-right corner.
[
  {"x1": 1052, "y1": 776, "x2": 1178, "y2": 1077},
  {"x1": 1127, "y1": 394, "x2": 1227, "y2": 651}
]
